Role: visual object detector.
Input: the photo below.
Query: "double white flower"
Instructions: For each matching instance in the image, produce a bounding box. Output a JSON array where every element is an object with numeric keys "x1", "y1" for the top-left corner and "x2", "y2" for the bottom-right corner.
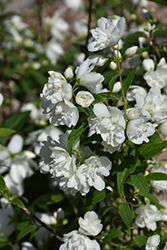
[
  {"x1": 88, "y1": 16, "x2": 126, "y2": 51},
  {"x1": 39, "y1": 132, "x2": 112, "y2": 196},
  {"x1": 59, "y1": 211, "x2": 102, "y2": 250},
  {"x1": 88, "y1": 103, "x2": 126, "y2": 152},
  {"x1": 134, "y1": 204, "x2": 162, "y2": 231},
  {"x1": 40, "y1": 71, "x2": 79, "y2": 127}
]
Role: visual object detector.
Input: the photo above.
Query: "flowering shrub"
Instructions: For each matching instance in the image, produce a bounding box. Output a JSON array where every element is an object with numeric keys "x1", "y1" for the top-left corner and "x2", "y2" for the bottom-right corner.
[{"x1": 1, "y1": 0, "x2": 167, "y2": 249}]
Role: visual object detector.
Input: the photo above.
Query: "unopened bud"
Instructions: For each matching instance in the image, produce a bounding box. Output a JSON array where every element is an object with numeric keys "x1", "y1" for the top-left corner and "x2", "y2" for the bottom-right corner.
[
  {"x1": 110, "y1": 61, "x2": 117, "y2": 70},
  {"x1": 125, "y1": 46, "x2": 138, "y2": 57},
  {"x1": 142, "y1": 58, "x2": 155, "y2": 71},
  {"x1": 64, "y1": 67, "x2": 74, "y2": 79}
]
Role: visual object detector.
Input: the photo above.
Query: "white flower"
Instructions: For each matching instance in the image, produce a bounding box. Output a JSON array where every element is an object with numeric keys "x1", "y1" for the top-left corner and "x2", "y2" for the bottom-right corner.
[
  {"x1": 0, "y1": 93, "x2": 3, "y2": 106},
  {"x1": 158, "y1": 120, "x2": 167, "y2": 135},
  {"x1": 76, "y1": 58, "x2": 104, "y2": 87},
  {"x1": 59, "y1": 230, "x2": 100, "y2": 250},
  {"x1": 126, "y1": 118, "x2": 155, "y2": 144},
  {"x1": 63, "y1": 0, "x2": 85, "y2": 11},
  {"x1": 145, "y1": 235, "x2": 160, "y2": 250},
  {"x1": 135, "y1": 87, "x2": 167, "y2": 124},
  {"x1": 135, "y1": 205, "x2": 162, "y2": 231},
  {"x1": 164, "y1": 243, "x2": 167, "y2": 250},
  {"x1": 4, "y1": 174, "x2": 24, "y2": 196},
  {"x1": 125, "y1": 46, "x2": 138, "y2": 57},
  {"x1": 40, "y1": 71, "x2": 72, "y2": 104},
  {"x1": 142, "y1": 58, "x2": 155, "y2": 71},
  {"x1": 150, "y1": 167, "x2": 167, "y2": 192},
  {"x1": 21, "y1": 242, "x2": 37, "y2": 250},
  {"x1": 45, "y1": 39, "x2": 64, "y2": 65},
  {"x1": 159, "y1": 200, "x2": 167, "y2": 221},
  {"x1": 21, "y1": 102, "x2": 47, "y2": 121},
  {"x1": 127, "y1": 85, "x2": 147, "y2": 102},
  {"x1": 48, "y1": 100, "x2": 79, "y2": 127},
  {"x1": 88, "y1": 55, "x2": 108, "y2": 67},
  {"x1": 79, "y1": 211, "x2": 103, "y2": 236},
  {"x1": 88, "y1": 103, "x2": 125, "y2": 147},
  {"x1": 78, "y1": 155, "x2": 112, "y2": 193},
  {"x1": 126, "y1": 108, "x2": 142, "y2": 120},
  {"x1": 76, "y1": 91, "x2": 95, "y2": 107},
  {"x1": 47, "y1": 11, "x2": 69, "y2": 41},
  {"x1": 34, "y1": 212, "x2": 51, "y2": 246},
  {"x1": 88, "y1": 16, "x2": 126, "y2": 51},
  {"x1": 0, "y1": 198, "x2": 15, "y2": 236},
  {"x1": 73, "y1": 19, "x2": 87, "y2": 38},
  {"x1": 39, "y1": 135, "x2": 84, "y2": 196},
  {"x1": 144, "y1": 67, "x2": 167, "y2": 89},
  {"x1": 0, "y1": 135, "x2": 36, "y2": 191}
]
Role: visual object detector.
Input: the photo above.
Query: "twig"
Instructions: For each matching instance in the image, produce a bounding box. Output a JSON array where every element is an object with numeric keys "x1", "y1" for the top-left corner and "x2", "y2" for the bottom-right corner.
[
  {"x1": 85, "y1": 0, "x2": 92, "y2": 59},
  {"x1": 23, "y1": 207, "x2": 64, "y2": 242}
]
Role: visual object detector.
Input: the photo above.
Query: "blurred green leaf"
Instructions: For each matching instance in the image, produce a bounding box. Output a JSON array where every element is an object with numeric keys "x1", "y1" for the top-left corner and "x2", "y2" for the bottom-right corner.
[
  {"x1": 1, "y1": 111, "x2": 30, "y2": 131},
  {"x1": 147, "y1": 0, "x2": 167, "y2": 6},
  {"x1": 0, "y1": 128, "x2": 15, "y2": 137},
  {"x1": 17, "y1": 222, "x2": 36, "y2": 242},
  {"x1": 145, "y1": 173, "x2": 167, "y2": 181},
  {"x1": 11, "y1": 198, "x2": 25, "y2": 209}
]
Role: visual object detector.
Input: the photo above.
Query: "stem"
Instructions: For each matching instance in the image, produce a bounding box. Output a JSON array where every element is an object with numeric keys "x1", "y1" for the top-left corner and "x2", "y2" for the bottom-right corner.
[
  {"x1": 85, "y1": 0, "x2": 92, "y2": 59},
  {"x1": 116, "y1": 49, "x2": 127, "y2": 119},
  {"x1": 22, "y1": 207, "x2": 64, "y2": 242}
]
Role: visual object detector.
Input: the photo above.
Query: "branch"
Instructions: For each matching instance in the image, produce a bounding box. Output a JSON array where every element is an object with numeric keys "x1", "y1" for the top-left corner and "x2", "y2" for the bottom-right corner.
[
  {"x1": 23, "y1": 207, "x2": 64, "y2": 242},
  {"x1": 84, "y1": 0, "x2": 92, "y2": 59}
]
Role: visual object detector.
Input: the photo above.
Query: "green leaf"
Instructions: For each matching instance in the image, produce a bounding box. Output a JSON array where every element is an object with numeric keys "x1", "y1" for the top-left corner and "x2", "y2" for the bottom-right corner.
[
  {"x1": 108, "y1": 74, "x2": 119, "y2": 92},
  {"x1": 131, "y1": 173, "x2": 159, "y2": 205},
  {"x1": 67, "y1": 122, "x2": 88, "y2": 154},
  {"x1": 86, "y1": 189, "x2": 110, "y2": 210},
  {"x1": 1, "y1": 111, "x2": 30, "y2": 131},
  {"x1": 119, "y1": 203, "x2": 132, "y2": 235},
  {"x1": 145, "y1": 173, "x2": 167, "y2": 181},
  {"x1": 0, "y1": 236, "x2": 9, "y2": 247},
  {"x1": 0, "y1": 128, "x2": 15, "y2": 137},
  {"x1": 123, "y1": 64, "x2": 139, "y2": 96},
  {"x1": 99, "y1": 92, "x2": 121, "y2": 101},
  {"x1": 147, "y1": 0, "x2": 167, "y2": 6},
  {"x1": 104, "y1": 228, "x2": 124, "y2": 241},
  {"x1": 133, "y1": 235, "x2": 147, "y2": 247},
  {"x1": 117, "y1": 157, "x2": 138, "y2": 197},
  {"x1": 11, "y1": 198, "x2": 25, "y2": 209},
  {"x1": 92, "y1": 93, "x2": 104, "y2": 104},
  {"x1": 0, "y1": 174, "x2": 7, "y2": 192},
  {"x1": 139, "y1": 132, "x2": 167, "y2": 160},
  {"x1": 131, "y1": 172, "x2": 149, "y2": 195},
  {"x1": 17, "y1": 223, "x2": 36, "y2": 242},
  {"x1": 98, "y1": 206, "x2": 110, "y2": 218}
]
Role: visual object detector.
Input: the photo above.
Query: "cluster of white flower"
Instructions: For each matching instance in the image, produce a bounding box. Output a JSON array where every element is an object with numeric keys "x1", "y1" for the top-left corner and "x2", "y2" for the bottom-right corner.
[
  {"x1": 39, "y1": 132, "x2": 112, "y2": 196},
  {"x1": 59, "y1": 211, "x2": 102, "y2": 249}
]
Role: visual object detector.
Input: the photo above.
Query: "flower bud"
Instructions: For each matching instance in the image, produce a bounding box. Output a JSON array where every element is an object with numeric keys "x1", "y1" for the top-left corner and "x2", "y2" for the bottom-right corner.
[
  {"x1": 159, "y1": 120, "x2": 167, "y2": 136},
  {"x1": 125, "y1": 46, "x2": 138, "y2": 57},
  {"x1": 64, "y1": 67, "x2": 74, "y2": 79},
  {"x1": 113, "y1": 81, "x2": 121, "y2": 93},
  {"x1": 110, "y1": 61, "x2": 117, "y2": 70},
  {"x1": 142, "y1": 58, "x2": 155, "y2": 71}
]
